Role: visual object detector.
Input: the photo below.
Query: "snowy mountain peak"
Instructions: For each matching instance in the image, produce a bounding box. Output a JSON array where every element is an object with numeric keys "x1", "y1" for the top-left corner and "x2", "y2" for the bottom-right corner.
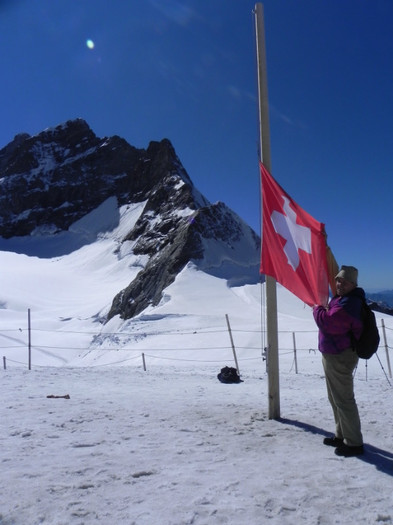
[{"x1": 0, "y1": 120, "x2": 260, "y2": 320}]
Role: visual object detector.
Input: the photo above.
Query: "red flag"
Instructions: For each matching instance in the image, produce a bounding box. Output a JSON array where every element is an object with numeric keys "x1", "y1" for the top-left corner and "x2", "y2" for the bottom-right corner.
[{"x1": 260, "y1": 162, "x2": 329, "y2": 307}]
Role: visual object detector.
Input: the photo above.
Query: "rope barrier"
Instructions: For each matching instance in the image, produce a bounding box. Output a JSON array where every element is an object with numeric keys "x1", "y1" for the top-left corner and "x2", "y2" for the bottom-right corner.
[
  {"x1": 2, "y1": 344, "x2": 323, "y2": 355},
  {"x1": 1, "y1": 315, "x2": 391, "y2": 379},
  {"x1": 0, "y1": 326, "x2": 322, "y2": 336}
]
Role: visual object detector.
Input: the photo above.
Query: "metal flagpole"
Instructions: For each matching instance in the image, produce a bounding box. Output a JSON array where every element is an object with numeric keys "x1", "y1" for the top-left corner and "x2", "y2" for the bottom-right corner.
[{"x1": 254, "y1": 3, "x2": 280, "y2": 419}]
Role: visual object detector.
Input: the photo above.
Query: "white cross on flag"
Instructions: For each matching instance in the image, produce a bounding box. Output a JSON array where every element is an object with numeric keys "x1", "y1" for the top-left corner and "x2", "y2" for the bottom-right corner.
[{"x1": 260, "y1": 162, "x2": 329, "y2": 307}]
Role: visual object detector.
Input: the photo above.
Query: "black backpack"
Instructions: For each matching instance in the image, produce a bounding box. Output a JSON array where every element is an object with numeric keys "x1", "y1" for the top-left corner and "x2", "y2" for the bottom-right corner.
[
  {"x1": 351, "y1": 300, "x2": 380, "y2": 359},
  {"x1": 217, "y1": 366, "x2": 243, "y2": 383}
]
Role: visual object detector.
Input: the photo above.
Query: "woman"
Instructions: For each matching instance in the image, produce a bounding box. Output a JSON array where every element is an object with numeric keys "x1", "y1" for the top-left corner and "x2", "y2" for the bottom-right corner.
[{"x1": 313, "y1": 265, "x2": 364, "y2": 457}]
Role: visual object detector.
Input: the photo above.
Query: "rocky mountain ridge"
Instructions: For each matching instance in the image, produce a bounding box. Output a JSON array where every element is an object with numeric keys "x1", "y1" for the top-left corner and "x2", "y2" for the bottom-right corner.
[
  {"x1": 0, "y1": 119, "x2": 206, "y2": 238},
  {"x1": 0, "y1": 119, "x2": 261, "y2": 320}
]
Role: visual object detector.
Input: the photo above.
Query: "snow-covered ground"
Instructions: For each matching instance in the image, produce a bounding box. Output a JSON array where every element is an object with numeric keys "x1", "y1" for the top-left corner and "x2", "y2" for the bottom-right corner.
[{"x1": 1, "y1": 204, "x2": 393, "y2": 524}]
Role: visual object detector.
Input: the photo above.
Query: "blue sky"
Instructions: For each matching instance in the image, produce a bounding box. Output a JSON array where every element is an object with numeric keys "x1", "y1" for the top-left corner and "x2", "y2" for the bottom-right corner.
[{"x1": 0, "y1": 0, "x2": 392, "y2": 291}]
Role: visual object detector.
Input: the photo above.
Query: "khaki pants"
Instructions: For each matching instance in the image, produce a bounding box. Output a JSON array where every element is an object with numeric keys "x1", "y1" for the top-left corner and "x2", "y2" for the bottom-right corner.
[{"x1": 322, "y1": 348, "x2": 363, "y2": 447}]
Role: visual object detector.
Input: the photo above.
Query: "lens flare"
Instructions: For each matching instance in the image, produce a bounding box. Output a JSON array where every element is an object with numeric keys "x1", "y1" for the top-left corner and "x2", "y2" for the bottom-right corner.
[{"x1": 86, "y1": 39, "x2": 95, "y2": 49}]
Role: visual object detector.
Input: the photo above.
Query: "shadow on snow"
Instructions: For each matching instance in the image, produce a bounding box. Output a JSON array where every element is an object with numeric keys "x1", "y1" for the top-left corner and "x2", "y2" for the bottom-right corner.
[{"x1": 279, "y1": 417, "x2": 393, "y2": 477}]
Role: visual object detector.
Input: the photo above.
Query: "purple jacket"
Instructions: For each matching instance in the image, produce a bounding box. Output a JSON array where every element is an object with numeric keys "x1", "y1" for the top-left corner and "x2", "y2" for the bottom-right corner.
[{"x1": 313, "y1": 287, "x2": 365, "y2": 354}]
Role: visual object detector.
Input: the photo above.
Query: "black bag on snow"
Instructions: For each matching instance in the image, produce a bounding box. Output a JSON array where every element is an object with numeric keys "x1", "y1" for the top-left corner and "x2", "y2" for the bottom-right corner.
[
  {"x1": 217, "y1": 366, "x2": 243, "y2": 383},
  {"x1": 351, "y1": 300, "x2": 380, "y2": 359}
]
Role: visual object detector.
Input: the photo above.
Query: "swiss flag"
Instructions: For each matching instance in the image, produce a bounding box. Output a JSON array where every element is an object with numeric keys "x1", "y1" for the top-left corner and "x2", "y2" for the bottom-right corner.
[{"x1": 260, "y1": 162, "x2": 329, "y2": 307}]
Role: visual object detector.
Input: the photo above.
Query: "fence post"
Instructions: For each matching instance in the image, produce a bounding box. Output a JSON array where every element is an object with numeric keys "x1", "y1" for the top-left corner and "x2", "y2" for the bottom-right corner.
[
  {"x1": 28, "y1": 308, "x2": 32, "y2": 370},
  {"x1": 381, "y1": 319, "x2": 392, "y2": 378},
  {"x1": 225, "y1": 314, "x2": 240, "y2": 375},
  {"x1": 3, "y1": 356, "x2": 6, "y2": 370},
  {"x1": 292, "y1": 332, "x2": 298, "y2": 374},
  {"x1": 142, "y1": 353, "x2": 146, "y2": 371}
]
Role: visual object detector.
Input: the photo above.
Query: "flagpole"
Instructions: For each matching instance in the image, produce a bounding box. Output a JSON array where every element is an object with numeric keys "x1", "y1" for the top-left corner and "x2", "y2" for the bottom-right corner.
[{"x1": 254, "y1": 2, "x2": 280, "y2": 419}]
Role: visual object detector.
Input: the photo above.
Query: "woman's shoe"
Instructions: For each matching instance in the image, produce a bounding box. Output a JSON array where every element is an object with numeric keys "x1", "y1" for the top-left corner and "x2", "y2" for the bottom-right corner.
[
  {"x1": 323, "y1": 436, "x2": 344, "y2": 447},
  {"x1": 335, "y1": 444, "x2": 364, "y2": 457}
]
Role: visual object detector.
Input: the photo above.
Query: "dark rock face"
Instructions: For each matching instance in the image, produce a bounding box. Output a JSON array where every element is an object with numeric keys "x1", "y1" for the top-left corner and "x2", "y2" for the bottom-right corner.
[
  {"x1": 0, "y1": 119, "x2": 261, "y2": 320},
  {"x1": 0, "y1": 119, "x2": 193, "y2": 238},
  {"x1": 107, "y1": 201, "x2": 260, "y2": 320}
]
